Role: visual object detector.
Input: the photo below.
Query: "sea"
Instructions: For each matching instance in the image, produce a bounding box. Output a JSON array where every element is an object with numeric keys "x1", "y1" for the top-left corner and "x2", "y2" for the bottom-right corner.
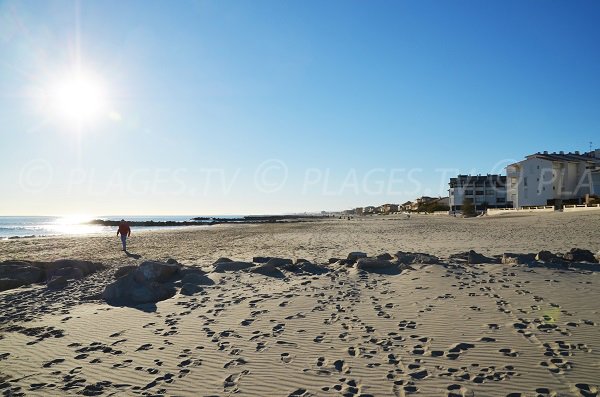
[{"x1": 0, "y1": 215, "x2": 239, "y2": 240}]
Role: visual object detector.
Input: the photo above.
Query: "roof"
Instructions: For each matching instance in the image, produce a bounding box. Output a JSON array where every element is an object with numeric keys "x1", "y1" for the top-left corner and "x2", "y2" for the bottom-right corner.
[{"x1": 523, "y1": 150, "x2": 600, "y2": 165}]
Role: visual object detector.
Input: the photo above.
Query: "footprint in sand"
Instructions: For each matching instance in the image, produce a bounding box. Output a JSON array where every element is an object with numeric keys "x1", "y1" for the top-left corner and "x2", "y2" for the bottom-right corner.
[{"x1": 223, "y1": 370, "x2": 250, "y2": 393}]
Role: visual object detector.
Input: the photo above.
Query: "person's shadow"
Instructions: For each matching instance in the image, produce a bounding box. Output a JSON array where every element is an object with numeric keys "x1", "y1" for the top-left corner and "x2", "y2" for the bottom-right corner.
[{"x1": 125, "y1": 250, "x2": 141, "y2": 259}]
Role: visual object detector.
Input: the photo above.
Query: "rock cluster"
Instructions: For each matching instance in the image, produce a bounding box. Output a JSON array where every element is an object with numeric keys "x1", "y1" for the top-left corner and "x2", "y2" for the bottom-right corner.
[
  {"x1": 102, "y1": 260, "x2": 213, "y2": 306},
  {"x1": 0, "y1": 260, "x2": 105, "y2": 292}
]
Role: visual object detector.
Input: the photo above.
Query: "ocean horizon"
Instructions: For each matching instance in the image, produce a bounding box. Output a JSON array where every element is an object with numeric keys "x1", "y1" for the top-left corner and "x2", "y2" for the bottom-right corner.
[{"x1": 0, "y1": 215, "x2": 244, "y2": 239}]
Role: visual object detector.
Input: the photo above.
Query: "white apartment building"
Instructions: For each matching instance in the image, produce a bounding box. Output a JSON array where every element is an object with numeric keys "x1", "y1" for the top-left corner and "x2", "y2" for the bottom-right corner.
[
  {"x1": 506, "y1": 149, "x2": 600, "y2": 208},
  {"x1": 449, "y1": 174, "x2": 507, "y2": 211}
]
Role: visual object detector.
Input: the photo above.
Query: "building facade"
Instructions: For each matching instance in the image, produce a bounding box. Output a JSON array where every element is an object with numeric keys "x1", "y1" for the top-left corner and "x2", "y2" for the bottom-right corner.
[
  {"x1": 506, "y1": 149, "x2": 600, "y2": 208},
  {"x1": 449, "y1": 174, "x2": 507, "y2": 211}
]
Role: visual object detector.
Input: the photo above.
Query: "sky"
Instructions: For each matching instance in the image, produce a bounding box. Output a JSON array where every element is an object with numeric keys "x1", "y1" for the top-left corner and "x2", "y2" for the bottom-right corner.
[{"x1": 1, "y1": 0, "x2": 599, "y2": 216}]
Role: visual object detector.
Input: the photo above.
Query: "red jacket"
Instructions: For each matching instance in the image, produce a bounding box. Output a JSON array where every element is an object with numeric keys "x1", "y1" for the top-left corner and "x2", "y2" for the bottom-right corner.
[{"x1": 117, "y1": 223, "x2": 131, "y2": 236}]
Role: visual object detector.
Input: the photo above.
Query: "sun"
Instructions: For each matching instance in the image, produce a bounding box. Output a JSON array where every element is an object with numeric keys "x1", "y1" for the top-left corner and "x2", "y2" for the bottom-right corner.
[{"x1": 50, "y1": 71, "x2": 108, "y2": 124}]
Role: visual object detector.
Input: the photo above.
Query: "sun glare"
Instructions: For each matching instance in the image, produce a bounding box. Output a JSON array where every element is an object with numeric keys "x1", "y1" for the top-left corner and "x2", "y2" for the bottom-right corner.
[{"x1": 50, "y1": 72, "x2": 107, "y2": 124}]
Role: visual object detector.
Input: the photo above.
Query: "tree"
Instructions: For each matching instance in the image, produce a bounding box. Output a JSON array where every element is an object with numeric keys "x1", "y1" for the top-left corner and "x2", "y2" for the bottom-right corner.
[{"x1": 462, "y1": 198, "x2": 476, "y2": 217}]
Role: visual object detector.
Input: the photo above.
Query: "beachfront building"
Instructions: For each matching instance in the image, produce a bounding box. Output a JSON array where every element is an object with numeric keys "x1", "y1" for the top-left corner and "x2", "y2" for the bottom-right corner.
[
  {"x1": 506, "y1": 149, "x2": 600, "y2": 208},
  {"x1": 449, "y1": 174, "x2": 507, "y2": 212},
  {"x1": 363, "y1": 206, "x2": 376, "y2": 215},
  {"x1": 378, "y1": 204, "x2": 399, "y2": 214}
]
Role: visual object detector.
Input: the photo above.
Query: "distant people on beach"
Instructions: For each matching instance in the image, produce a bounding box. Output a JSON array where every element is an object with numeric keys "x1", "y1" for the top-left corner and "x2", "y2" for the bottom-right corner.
[{"x1": 117, "y1": 219, "x2": 131, "y2": 251}]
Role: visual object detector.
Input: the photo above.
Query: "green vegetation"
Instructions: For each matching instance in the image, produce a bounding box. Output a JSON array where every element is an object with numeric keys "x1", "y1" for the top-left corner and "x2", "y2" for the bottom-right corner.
[
  {"x1": 417, "y1": 201, "x2": 450, "y2": 213},
  {"x1": 461, "y1": 198, "x2": 476, "y2": 217}
]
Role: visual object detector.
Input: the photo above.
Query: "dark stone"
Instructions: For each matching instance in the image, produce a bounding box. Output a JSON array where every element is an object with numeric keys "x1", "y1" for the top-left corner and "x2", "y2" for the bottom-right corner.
[
  {"x1": 356, "y1": 258, "x2": 394, "y2": 270},
  {"x1": 564, "y1": 248, "x2": 598, "y2": 263},
  {"x1": 103, "y1": 273, "x2": 176, "y2": 305},
  {"x1": 215, "y1": 257, "x2": 233, "y2": 263},
  {"x1": 451, "y1": 250, "x2": 496, "y2": 264},
  {"x1": 213, "y1": 261, "x2": 254, "y2": 272},
  {"x1": 166, "y1": 258, "x2": 179, "y2": 265},
  {"x1": 294, "y1": 258, "x2": 309, "y2": 264},
  {"x1": 180, "y1": 283, "x2": 203, "y2": 295},
  {"x1": 0, "y1": 278, "x2": 25, "y2": 291},
  {"x1": 328, "y1": 258, "x2": 341, "y2": 264},
  {"x1": 181, "y1": 271, "x2": 214, "y2": 286},
  {"x1": 376, "y1": 253, "x2": 393, "y2": 261},
  {"x1": 44, "y1": 260, "x2": 104, "y2": 279},
  {"x1": 298, "y1": 262, "x2": 329, "y2": 275},
  {"x1": 115, "y1": 265, "x2": 137, "y2": 279},
  {"x1": 133, "y1": 261, "x2": 180, "y2": 283},
  {"x1": 252, "y1": 256, "x2": 271, "y2": 263},
  {"x1": 394, "y1": 252, "x2": 439, "y2": 265},
  {"x1": 347, "y1": 252, "x2": 368, "y2": 261},
  {"x1": 0, "y1": 261, "x2": 44, "y2": 291},
  {"x1": 265, "y1": 257, "x2": 293, "y2": 267},
  {"x1": 47, "y1": 276, "x2": 68, "y2": 290},
  {"x1": 535, "y1": 250, "x2": 562, "y2": 263},
  {"x1": 249, "y1": 263, "x2": 284, "y2": 278}
]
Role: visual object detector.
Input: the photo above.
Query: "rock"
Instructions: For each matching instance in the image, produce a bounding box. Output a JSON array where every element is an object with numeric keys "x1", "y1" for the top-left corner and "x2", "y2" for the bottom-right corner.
[
  {"x1": 564, "y1": 248, "x2": 598, "y2": 263},
  {"x1": 181, "y1": 271, "x2": 214, "y2": 285},
  {"x1": 394, "y1": 252, "x2": 439, "y2": 265},
  {"x1": 501, "y1": 253, "x2": 535, "y2": 265},
  {"x1": 347, "y1": 252, "x2": 368, "y2": 261},
  {"x1": 0, "y1": 278, "x2": 25, "y2": 291},
  {"x1": 180, "y1": 283, "x2": 203, "y2": 295},
  {"x1": 450, "y1": 250, "x2": 495, "y2": 264},
  {"x1": 215, "y1": 257, "x2": 233, "y2": 263},
  {"x1": 213, "y1": 261, "x2": 254, "y2": 272},
  {"x1": 355, "y1": 258, "x2": 395, "y2": 271},
  {"x1": 115, "y1": 265, "x2": 137, "y2": 279},
  {"x1": 252, "y1": 256, "x2": 271, "y2": 263},
  {"x1": 535, "y1": 250, "x2": 562, "y2": 263},
  {"x1": 44, "y1": 259, "x2": 104, "y2": 279},
  {"x1": 298, "y1": 262, "x2": 329, "y2": 275},
  {"x1": 103, "y1": 273, "x2": 176, "y2": 305},
  {"x1": 166, "y1": 258, "x2": 179, "y2": 265},
  {"x1": 47, "y1": 276, "x2": 68, "y2": 290},
  {"x1": 134, "y1": 261, "x2": 180, "y2": 283},
  {"x1": 328, "y1": 258, "x2": 341, "y2": 264},
  {"x1": 597, "y1": 251, "x2": 600, "y2": 262},
  {"x1": 130, "y1": 282, "x2": 175, "y2": 304},
  {"x1": 0, "y1": 261, "x2": 44, "y2": 291},
  {"x1": 53, "y1": 266, "x2": 85, "y2": 280},
  {"x1": 249, "y1": 263, "x2": 284, "y2": 278},
  {"x1": 467, "y1": 250, "x2": 494, "y2": 264},
  {"x1": 294, "y1": 258, "x2": 309, "y2": 264},
  {"x1": 265, "y1": 257, "x2": 293, "y2": 267},
  {"x1": 376, "y1": 253, "x2": 393, "y2": 261},
  {"x1": 0, "y1": 259, "x2": 104, "y2": 292}
]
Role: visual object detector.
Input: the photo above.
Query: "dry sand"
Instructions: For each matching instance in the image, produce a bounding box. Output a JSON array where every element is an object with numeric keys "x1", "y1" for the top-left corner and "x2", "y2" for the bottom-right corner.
[{"x1": 1, "y1": 211, "x2": 599, "y2": 396}]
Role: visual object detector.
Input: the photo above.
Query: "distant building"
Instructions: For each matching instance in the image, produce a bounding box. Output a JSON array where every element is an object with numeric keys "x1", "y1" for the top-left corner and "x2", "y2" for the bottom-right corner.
[
  {"x1": 400, "y1": 201, "x2": 412, "y2": 211},
  {"x1": 363, "y1": 206, "x2": 376, "y2": 215},
  {"x1": 506, "y1": 149, "x2": 600, "y2": 208},
  {"x1": 354, "y1": 207, "x2": 364, "y2": 215},
  {"x1": 449, "y1": 175, "x2": 507, "y2": 211},
  {"x1": 378, "y1": 204, "x2": 399, "y2": 214}
]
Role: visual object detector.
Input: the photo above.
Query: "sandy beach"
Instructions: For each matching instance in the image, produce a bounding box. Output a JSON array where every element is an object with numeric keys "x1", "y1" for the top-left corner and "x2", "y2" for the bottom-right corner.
[{"x1": 1, "y1": 211, "x2": 600, "y2": 396}]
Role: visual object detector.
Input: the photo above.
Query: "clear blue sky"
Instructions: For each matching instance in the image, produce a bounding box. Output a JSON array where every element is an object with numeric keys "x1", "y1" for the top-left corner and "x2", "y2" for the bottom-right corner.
[{"x1": 1, "y1": 0, "x2": 599, "y2": 215}]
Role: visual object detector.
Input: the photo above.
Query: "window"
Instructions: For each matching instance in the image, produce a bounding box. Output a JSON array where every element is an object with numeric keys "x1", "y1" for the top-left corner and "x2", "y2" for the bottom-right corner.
[
  {"x1": 465, "y1": 190, "x2": 473, "y2": 195},
  {"x1": 497, "y1": 197, "x2": 505, "y2": 203},
  {"x1": 524, "y1": 177, "x2": 528, "y2": 187},
  {"x1": 476, "y1": 191, "x2": 484, "y2": 195}
]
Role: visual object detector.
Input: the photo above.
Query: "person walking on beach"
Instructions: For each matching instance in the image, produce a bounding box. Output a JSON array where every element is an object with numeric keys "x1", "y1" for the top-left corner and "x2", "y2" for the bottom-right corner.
[{"x1": 117, "y1": 219, "x2": 131, "y2": 251}]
